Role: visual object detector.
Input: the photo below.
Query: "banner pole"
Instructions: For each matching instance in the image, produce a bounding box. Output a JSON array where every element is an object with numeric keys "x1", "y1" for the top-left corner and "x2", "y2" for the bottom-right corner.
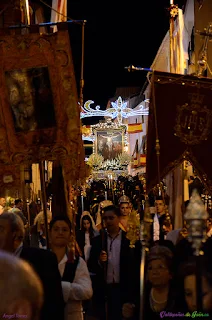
[
  {"x1": 39, "y1": 161, "x2": 50, "y2": 250},
  {"x1": 151, "y1": 72, "x2": 161, "y2": 186},
  {"x1": 169, "y1": 1, "x2": 175, "y2": 73}
]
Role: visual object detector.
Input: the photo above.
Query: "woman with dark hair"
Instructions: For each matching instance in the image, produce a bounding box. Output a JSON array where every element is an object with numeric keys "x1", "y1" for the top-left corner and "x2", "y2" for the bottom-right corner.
[
  {"x1": 176, "y1": 257, "x2": 212, "y2": 314},
  {"x1": 49, "y1": 216, "x2": 93, "y2": 320},
  {"x1": 143, "y1": 245, "x2": 177, "y2": 319},
  {"x1": 76, "y1": 212, "x2": 99, "y2": 263}
]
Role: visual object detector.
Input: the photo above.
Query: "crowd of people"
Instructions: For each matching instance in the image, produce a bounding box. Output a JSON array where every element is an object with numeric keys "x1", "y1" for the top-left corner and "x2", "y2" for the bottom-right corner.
[{"x1": 0, "y1": 182, "x2": 212, "y2": 320}]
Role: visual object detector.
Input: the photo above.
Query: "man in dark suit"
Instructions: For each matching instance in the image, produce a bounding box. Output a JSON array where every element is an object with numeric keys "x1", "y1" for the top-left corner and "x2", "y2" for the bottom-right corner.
[
  {"x1": 0, "y1": 211, "x2": 64, "y2": 320},
  {"x1": 10, "y1": 198, "x2": 28, "y2": 225},
  {"x1": 87, "y1": 204, "x2": 136, "y2": 320}
]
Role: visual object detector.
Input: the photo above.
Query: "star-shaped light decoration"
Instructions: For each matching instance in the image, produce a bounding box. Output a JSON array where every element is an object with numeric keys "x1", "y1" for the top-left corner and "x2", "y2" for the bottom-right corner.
[
  {"x1": 109, "y1": 97, "x2": 133, "y2": 124},
  {"x1": 80, "y1": 96, "x2": 149, "y2": 124},
  {"x1": 106, "y1": 96, "x2": 149, "y2": 124}
]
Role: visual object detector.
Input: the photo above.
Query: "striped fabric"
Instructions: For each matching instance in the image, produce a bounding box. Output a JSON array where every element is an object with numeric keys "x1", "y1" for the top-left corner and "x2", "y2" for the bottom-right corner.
[
  {"x1": 127, "y1": 123, "x2": 142, "y2": 134},
  {"x1": 132, "y1": 154, "x2": 146, "y2": 168}
]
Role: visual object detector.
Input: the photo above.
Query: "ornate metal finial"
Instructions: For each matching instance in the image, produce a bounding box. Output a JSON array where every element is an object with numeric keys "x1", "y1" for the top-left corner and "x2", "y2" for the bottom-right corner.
[
  {"x1": 184, "y1": 189, "x2": 208, "y2": 256},
  {"x1": 169, "y1": 4, "x2": 179, "y2": 18}
]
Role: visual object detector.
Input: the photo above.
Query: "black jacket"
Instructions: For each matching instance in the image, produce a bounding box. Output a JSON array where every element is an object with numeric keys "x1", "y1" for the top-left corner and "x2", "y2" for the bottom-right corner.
[
  {"x1": 20, "y1": 247, "x2": 64, "y2": 320},
  {"x1": 87, "y1": 229, "x2": 136, "y2": 305},
  {"x1": 76, "y1": 229, "x2": 86, "y2": 260}
]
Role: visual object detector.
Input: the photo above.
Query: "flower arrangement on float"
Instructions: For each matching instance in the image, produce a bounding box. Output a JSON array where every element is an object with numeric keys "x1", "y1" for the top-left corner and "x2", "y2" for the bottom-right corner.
[
  {"x1": 87, "y1": 152, "x2": 131, "y2": 172},
  {"x1": 117, "y1": 152, "x2": 131, "y2": 167},
  {"x1": 101, "y1": 159, "x2": 121, "y2": 171},
  {"x1": 86, "y1": 153, "x2": 104, "y2": 169}
]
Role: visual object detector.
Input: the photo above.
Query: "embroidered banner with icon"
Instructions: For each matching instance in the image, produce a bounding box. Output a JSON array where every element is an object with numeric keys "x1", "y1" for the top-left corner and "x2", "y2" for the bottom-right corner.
[
  {"x1": 0, "y1": 28, "x2": 85, "y2": 183},
  {"x1": 146, "y1": 71, "x2": 212, "y2": 193}
]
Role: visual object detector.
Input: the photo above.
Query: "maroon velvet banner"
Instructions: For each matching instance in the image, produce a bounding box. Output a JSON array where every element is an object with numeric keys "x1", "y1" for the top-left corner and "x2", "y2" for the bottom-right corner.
[{"x1": 146, "y1": 71, "x2": 212, "y2": 193}]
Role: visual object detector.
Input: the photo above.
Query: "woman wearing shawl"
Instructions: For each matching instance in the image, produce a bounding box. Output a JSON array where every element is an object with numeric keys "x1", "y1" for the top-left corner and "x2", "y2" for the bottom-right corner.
[
  {"x1": 95, "y1": 200, "x2": 113, "y2": 231},
  {"x1": 76, "y1": 211, "x2": 99, "y2": 263}
]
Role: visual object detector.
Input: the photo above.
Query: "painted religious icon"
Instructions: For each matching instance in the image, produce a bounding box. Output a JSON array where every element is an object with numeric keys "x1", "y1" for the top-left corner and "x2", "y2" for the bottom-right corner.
[
  {"x1": 5, "y1": 66, "x2": 56, "y2": 132},
  {"x1": 96, "y1": 130, "x2": 123, "y2": 160}
]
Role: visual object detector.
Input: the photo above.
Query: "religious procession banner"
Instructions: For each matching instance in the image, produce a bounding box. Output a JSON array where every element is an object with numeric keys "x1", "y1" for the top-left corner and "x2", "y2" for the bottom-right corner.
[
  {"x1": 0, "y1": 26, "x2": 85, "y2": 183},
  {"x1": 146, "y1": 71, "x2": 212, "y2": 193}
]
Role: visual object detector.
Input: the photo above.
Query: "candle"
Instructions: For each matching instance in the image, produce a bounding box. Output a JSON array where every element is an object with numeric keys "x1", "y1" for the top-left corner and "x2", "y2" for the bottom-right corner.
[
  {"x1": 105, "y1": 191, "x2": 107, "y2": 200},
  {"x1": 49, "y1": 196, "x2": 52, "y2": 212},
  {"x1": 170, "y1": 0, "x2": 174, "y2": 4},
  {"x1": 81, "y1": 195, "x2": 84, "y2": 213}
]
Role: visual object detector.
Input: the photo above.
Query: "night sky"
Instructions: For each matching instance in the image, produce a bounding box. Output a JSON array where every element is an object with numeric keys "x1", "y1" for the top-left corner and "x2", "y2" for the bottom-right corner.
[
  {"x1": 67, "y1": 0, "x2": 186, "y2": 108},
  {"x1": 43, "y1": 0, "x2": 186, "y2": 108}
]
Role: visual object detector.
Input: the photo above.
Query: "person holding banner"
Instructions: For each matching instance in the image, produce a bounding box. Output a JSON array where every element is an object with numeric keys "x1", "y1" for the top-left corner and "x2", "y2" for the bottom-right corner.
[{"x1": 88, "y1": 205, "x2": 136, "y2": 320}]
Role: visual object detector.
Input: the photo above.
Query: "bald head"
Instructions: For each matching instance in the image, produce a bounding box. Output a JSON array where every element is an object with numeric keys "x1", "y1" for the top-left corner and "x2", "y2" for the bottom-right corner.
[
  {"x1": 0, "y1": 250, "x2": 43, "y2": 320},
  {"x1": 0, "y1": 212, "x2": 25, "y2": 252}
]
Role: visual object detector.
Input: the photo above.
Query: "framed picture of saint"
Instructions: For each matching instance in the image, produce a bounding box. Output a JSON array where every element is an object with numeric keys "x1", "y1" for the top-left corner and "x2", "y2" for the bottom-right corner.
[
  {"x1": 95, "y1": 129, "x2": 124, "y2": 160},
  {"x1": 5, "y1": 66, "x2": 56, "y2": 133}
]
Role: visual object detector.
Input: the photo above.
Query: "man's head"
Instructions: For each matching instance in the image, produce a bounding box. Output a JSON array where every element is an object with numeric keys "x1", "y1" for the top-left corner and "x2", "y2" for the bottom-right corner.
[
  {"x1": 0, "y1": 250, "x2": 43, "y2": 320},
  {"x1": 160, "y1": 214, "x2": 173, "y2": 235},
  {"x1": 0, "y1": 212, "x2": 25, "y2": 252},
  {"x1": 15, "y1": 199, "x2": 23, "y2": 210},
  {"x1": 49, "y1": 216, "x2": 72, "y2": 248},
  {"x1": 155, "y1": 197, "x2": 166, "y2": 215},
  {"x1": 0, "y1": 197, "x2": 6, "y2": 208},
  {"x1": 102, "y1": 205, "x2": 121, "y2": 233}
]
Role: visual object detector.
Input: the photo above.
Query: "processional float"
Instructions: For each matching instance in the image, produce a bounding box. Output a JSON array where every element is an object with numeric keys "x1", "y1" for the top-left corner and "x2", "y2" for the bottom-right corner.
[{"x1": 81, "y1": 94, "x2": 149, "y2": 206}]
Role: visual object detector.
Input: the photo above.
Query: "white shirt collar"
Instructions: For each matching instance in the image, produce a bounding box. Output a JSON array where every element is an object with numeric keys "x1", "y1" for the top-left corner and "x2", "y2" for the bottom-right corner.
[
  {"x1": 58, "y1": 254, "x2": 68, "y2": 266},
  {"x1": 58, "y1": 254, "x2": 68, "y2": 277}
]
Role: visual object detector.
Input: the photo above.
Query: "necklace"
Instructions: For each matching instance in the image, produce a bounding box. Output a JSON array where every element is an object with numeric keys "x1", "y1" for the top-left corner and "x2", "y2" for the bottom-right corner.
[
  {"x1": 151, "y1": 288, "x2": 168, "y2": 304},
  {"x1": 150, "y1": 289, "x2": 168, "y2": 313}
]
